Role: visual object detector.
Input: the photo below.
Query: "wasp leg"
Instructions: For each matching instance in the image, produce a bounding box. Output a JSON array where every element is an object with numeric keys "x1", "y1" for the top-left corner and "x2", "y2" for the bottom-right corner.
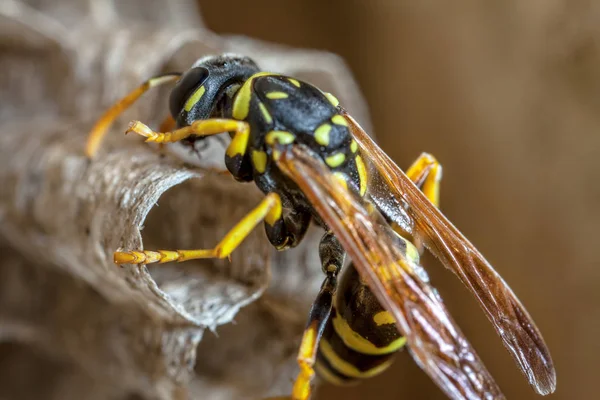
[
  {"x1": 150, "y1": 115, "x2": 178, "y2": 154},
  {"x1": 264, "y1": 208, "x2": 311, "y2": 251},
  {"x1": 404, "y1": 152, "x2": 443, "y2": 253},
  {"x1": 126, "y1": 118, "x2": 248, "y2": 145},
  {"x1": 405, "y1": 152, "x2": 442, "y2": 208},
  {"x1": 114, "y1": 192, "x2": 282, "y2": 265},
  {"x1": 224, "y1": 125, "x2": 253, "y2": 182},
  {"x1": 154, "y1": 114, "x2": 231, "y2": 176},
  {"x1": 292, "y1": 232, "x2": 345, "y2": 400},
  {"x1": 85, "y1": 73, "x2": 181, "y2": 158}
]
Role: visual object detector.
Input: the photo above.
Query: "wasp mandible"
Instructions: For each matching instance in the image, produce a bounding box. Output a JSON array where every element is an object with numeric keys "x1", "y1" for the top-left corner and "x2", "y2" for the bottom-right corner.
[{"x1": 86, "y1": 54, "x2": 556, "y2": 400}]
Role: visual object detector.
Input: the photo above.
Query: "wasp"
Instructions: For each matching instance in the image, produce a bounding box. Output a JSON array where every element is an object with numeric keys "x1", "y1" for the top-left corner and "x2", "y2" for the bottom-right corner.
[{"x1": 85, "y1": 54, "x2": 556, "y2": 399}]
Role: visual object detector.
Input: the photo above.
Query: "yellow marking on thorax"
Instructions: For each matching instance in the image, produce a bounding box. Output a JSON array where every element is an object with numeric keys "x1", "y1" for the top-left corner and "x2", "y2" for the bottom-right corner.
[
  {"x1": 331, "y1": 114, "x2": 348, "y2": 126},
  {"x1": 355, "y1": 155, "x2": 368, "y2": 196},
  {"x1": 319, "y1": 339, "x2": 394, "y2": 379},
  {"x1": 252, "y1": 150, "x2": 268, "y2": 174},
  {"x1": 266, "y1": 130, "x2": 295, "y2": 145},
  {"x1": 287, "y1": 78, "x2": 301, "y2": 87},
  {"x1": 350, "y1": 140, "x2": 358, "y2": 153},
  {"x1": 232, "y1": 72, "x2": 278, "y2": 120},
  {"x1": 332, "y1": 314, "x2": 406, "y2": 355},
  {"x1": 324, "y1": 92, "x2": 339, "y2": 107},
  {"x1": 315, "y1": 123, "x2": 332, "y2": 146},
  {"x1": 266, "y1": 91, "x2": 289, "y2": 99},
  {"x1": 184, "y1": 85, "x2": 205, "y2": 112},
  {"x1": 258, "y1": 102, "x2": 273, "y2": 124},
  {"x1": 373, "y1": 311, "x2": 396, "y2": 326},
  {"x1": 326, "y1": 153, "x2": 346, "y2": 168}
]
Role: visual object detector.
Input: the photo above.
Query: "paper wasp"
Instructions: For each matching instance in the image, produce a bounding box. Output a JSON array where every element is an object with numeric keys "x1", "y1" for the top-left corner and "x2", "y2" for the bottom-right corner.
[{"x1": 85, "y1": 54, "x2": 556, "y2": 399}]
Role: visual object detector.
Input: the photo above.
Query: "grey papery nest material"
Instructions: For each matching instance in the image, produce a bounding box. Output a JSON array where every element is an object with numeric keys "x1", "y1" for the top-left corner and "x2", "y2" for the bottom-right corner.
[{"x1": 0, "y1": 0, "x2": 372, "y2": 399}]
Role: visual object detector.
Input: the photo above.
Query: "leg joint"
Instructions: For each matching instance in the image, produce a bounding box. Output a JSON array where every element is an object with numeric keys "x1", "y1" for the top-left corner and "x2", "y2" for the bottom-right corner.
[{"x1": 319, "y1": 232, "x2": 345, "y2": 276}]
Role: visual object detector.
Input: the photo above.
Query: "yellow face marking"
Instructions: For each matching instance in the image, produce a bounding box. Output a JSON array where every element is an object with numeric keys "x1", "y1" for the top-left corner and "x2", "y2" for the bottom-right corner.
[
  {"x1": 332, "y1": 314, "x2": 406, "y2": 355},
  {"x1": 319, "y1": 339, "x2": 394, "y2": 378},
  {"x1": 325, "y1": 152, "x2": 346, "y2": 168},
  {"x1": 287, "y1": 78, "x2": 301, "y2": 87},
  {"x1": 314, "y1": 123, "x2": 331, "y2": 146},
  {"x1": 184, "y1": 85, "x2": 205, "y2": 112},
  {"x1": 350, "y1": 140, "x2": 358, "y2": 153},
  {"x1": 252, "y1": 150, "x2": 268, "y2": 174},
  {"x1": 258, "y1": 102, "x2": 273, "y2": 124},
  {"x1": 225, "y1": 129, "x2": 250, "y2": 158},
  {"x1": 355, "y1": 155, "x2": 368, "y2": 196},
  {"x1": 232, "y1": 72, "x2": 277, "y2": 120},
  {"x1": 266, "y1": 130, "x2": 295, "y2": 145},
  {"x1": 266, "y1": 91, "x2": 289, "y2": 99},
  {"x1": 324, "y1": 92, "x2": 339, "y2": 107},
  {"x1": 373, "y1": 311, "x2": 396, "y2": 326},
  {"x1": 331, "y1": 114, "x2": 349, "y2": 126}
]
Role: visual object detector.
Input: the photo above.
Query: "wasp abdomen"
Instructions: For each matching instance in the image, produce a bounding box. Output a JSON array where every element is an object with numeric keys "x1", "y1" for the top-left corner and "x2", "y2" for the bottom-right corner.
[{"x1": 315, "y1": 264, "x2": 407, "y2": 384}]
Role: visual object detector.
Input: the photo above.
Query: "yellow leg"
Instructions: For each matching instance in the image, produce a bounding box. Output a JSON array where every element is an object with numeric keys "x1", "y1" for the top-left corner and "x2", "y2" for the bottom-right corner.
[
  {"x1": 291, "y1": 233, "x2": 342, "y2": 400},
  {"x1": 114, "y1": 192, "x2": 282, "y2": 265},
  {"x1": 153, "y1": 115, "x2": 177, "y2": 153},
  {"x1": 404, "y1": 152, "x2": 442, "y2": 254},
  {"x1": 126, "y1": 118, "x2": 249, "y2": 145},
  {"x1": 405, "y1": 152, "x2": 442, "y2": 208},
  {"x1": 85, "y1": 73, "x2": 181, "y2": 158},
  {"x1": 293, "y1": 321, "x2": 320, "y2": 400},
  {"x1": 154, "y1": 114, "x2": 232, "y2": 176}
]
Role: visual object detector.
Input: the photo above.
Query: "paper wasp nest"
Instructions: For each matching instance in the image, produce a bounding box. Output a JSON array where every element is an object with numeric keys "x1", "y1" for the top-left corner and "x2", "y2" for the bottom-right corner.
[{"x1": 0, "y1": 0, "x2": 371, "y2": 399}]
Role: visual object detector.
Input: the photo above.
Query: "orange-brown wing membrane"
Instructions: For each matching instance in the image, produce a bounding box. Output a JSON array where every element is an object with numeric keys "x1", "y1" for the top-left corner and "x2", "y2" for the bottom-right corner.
[
  {"x1": 342, "y1": 110, "x2": 556, "y2": 395},
  {"x1": 277, "y1": 145, "x2": 505, "y2": 400}
]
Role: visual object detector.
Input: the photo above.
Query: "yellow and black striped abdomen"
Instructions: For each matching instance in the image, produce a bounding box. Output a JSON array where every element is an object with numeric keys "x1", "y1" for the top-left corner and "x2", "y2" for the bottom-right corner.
[
  {"x1": 315, "y1": 264, "x2": 405, "y2": 384},
  {"x1": 316, "y1": 236, "x2": 421, "y2": 385}
]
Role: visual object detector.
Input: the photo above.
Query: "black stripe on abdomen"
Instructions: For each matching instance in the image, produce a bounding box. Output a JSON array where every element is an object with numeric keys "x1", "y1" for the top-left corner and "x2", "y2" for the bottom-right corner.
[{"x1": 316, "y1": 318, "x2": 398, "y2": 384}]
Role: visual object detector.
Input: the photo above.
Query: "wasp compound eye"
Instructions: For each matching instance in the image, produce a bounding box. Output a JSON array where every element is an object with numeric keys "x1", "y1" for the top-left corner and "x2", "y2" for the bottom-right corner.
[{"x1": 169, "y1": 67, "x2": 210, "y2": 118}]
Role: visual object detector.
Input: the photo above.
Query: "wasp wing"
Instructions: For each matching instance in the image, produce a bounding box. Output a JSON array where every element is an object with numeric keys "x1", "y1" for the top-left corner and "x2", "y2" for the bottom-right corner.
[
  {"x1": 276, "y1": 145, "x2": 505, "y2": 400},
  {"x1": 341, "y1": 109, "x2": 556, "y2": 395}
]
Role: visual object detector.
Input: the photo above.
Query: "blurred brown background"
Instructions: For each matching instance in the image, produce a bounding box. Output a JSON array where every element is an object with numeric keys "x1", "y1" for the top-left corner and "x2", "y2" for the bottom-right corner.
[{"x1": 199, "y1": 0, "x2": 599, "y2": 399}]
